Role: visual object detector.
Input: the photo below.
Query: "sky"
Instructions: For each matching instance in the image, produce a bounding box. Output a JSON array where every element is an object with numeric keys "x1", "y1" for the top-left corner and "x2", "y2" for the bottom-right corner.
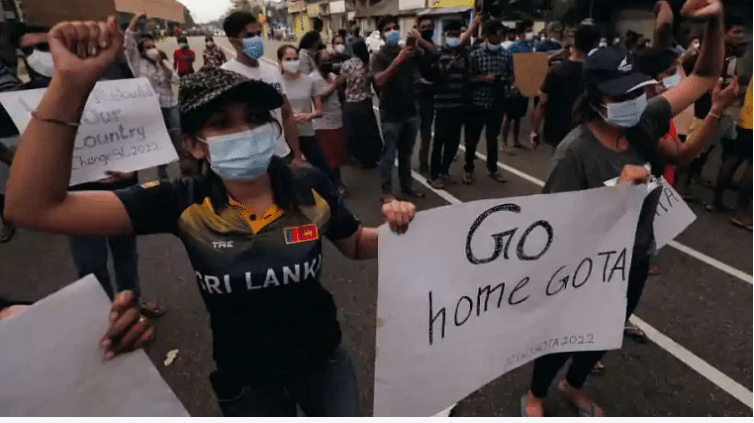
[
  {"x1": 178, "y1": 0, "x2": 232, "y2": 23},
  {"x1": 178, "y1": 0, "x2": 284, "y2": 23}
]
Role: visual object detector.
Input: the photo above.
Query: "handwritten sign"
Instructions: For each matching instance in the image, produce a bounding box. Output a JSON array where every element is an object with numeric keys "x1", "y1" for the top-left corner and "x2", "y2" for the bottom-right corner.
[
  {"x1": 0, "y1": 275, "x2": 189, "y2": 416},
  {"x1": 0, "y1": 78, "x2": 178, "y2": 186},
  {"x1": 374, "y1": 185, "x2": 647, "y2": 416},
  {"x1": 512, "y1": 53, "x2": 550, "y2": 97},
  {"x1": 653, "y1": 177, "x2": 696, "y2": 249}
]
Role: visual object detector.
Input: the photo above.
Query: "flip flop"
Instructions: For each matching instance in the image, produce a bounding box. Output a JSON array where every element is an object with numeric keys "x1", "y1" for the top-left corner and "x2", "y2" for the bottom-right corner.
[
  {"x1": 730, "y1": 217, "x2": 753, "y2": 231},
  {"x1": 568, "y1": 400, "x2": 601, "y2": 417}
]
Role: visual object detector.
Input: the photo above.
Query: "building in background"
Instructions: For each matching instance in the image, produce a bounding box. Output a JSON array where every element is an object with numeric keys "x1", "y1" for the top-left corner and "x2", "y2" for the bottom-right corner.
[{"x1": 288, "y1": 0, "x2": 308, "y2": 38}]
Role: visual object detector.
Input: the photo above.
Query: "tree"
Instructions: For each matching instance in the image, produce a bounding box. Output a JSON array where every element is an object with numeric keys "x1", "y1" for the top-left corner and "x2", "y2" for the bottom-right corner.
[{"x1": 230, "y1": 0, "x2": 254, "y2": 12}]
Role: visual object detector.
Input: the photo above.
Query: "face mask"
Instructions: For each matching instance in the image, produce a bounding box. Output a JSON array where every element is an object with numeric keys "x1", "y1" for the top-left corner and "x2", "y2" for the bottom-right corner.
[
  {"x1": 692, "y1": 40, "x2": 700, "y2": 49},
  {"x1": 613, "y1": 38, "x2": 620, "y2": 45},
  {"x1": 204, "y1": 125, "x2": 277, "y2": 181},
  {"x1": 206, "y1": 41, "x2": 214, "y2": 47},
  {"x1": 145, "y1": 48, "x2": 161, "y2": 61},
  {"x1": 525, "y1": 31, "x2": 535, "y2": 41},
  {"x1": 421, "y1": 29, "x2": 433, "y2": 41},
  {"x1": 662, "y1": 73, "x2": 681, "y2": 89},
  {"x1": 282, "y1": 59, "x2": 300, "y2": 74},
  {"x1": 334, "y1": 44, "x2": 346, "y2": 54},
  {"x1": 384, "y1": 30, "x2": 401, "y2": 46},
  {"x1": 539, "y1": 35, "x2": 546, "y2": 42},
  {"x1": 445, "y1": 37, "x2": 460, "y2": 48},
  {"x1": 179, "y1": 43, "x2": 188, "y2": 49},
  {"x1": 242, "y1": 35, "x2": 264, "y2": 60},
  {"x1": 601, "y1": 93, "x2": 648, "y2": 128},
  {"x1": 599, "y1": 41, "x2": 607, "y2": 48},
  {"x1": 26, "y1": 50, "x2": 54, "y2": 77}
]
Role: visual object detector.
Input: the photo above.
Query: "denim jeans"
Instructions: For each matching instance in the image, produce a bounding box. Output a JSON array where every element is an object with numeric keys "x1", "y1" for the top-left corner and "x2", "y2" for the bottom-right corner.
[
  {"x1": 379, "y1": 116, "x2": 419, "y2": 193},
  {"x1": 211, "y1": 345, "x2": 360, "y2": 417},
  {"x1": 68, "y1": 235, "x2": 140, "y2": 304},
  {"x1": 300, "y1": 135, "x2": 339, "y2": 186}
]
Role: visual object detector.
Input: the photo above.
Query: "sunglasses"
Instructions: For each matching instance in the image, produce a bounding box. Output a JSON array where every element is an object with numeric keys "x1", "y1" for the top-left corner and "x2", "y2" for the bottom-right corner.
[{"x1": 20, "y1": 42, "x2": 49, "y2": 56}]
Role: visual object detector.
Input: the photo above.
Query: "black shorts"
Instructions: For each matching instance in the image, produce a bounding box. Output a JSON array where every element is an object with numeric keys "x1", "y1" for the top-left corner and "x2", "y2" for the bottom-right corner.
[
  {"x1": 504, "y1": 95, "x2": 529, "y2": 119},
  {"x1": 722, "y1": 127, "x2": 753, "y2": 162}
]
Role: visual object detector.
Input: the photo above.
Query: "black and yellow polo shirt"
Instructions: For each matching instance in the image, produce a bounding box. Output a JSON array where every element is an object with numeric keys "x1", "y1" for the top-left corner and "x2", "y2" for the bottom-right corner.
[{"x1": 114, "y1": 159, "x2": 359, "y2": 382}]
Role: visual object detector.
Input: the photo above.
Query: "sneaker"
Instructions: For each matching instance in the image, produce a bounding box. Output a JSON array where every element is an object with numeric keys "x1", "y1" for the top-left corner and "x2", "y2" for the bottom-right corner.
[
  {"x1": 462, "y1": 172, "x2": 473, "y2": 185},
  {"x1": 489, "y1": 171, "x2": 508, "y2": 183},
  {"x1": 430, "y1": 178, "x2": 445, "y2": 189},
  {"x1": 441, "y1": 174, "x2": 457, "y2": 185}
]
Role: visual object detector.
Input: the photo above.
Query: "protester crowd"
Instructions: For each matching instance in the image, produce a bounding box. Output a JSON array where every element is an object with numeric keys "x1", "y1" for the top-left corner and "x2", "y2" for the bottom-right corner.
[{"x1": 0, "y1": 0, "x2": 750, "y2": 417}]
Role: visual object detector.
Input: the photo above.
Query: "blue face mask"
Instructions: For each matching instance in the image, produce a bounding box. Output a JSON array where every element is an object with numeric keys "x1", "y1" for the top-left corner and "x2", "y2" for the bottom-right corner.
[
  {"x1": 384, "y1": 30, "x2": 401, "y2": 46},
  {"x1": 242, "y1": 35, "x2": 264, "y2": 60},
  {"x1": 445, "y1": 37, "x2": 460, "y2": 47},
  {"x1": 662, "y1": 73, "x2": 681, "y2": 89},
  {"x1": 601, "y1": 93, "x2": 648, "y2": 128},
  {"x1": 203, "y1": 125, "x2": 277, "y2": 181}
]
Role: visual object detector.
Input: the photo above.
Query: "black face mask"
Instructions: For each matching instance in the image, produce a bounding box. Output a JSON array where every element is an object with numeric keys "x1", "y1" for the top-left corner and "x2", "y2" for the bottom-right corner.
[{"x1": 421, "y1": 29, "x2": 434, "y2": 41}]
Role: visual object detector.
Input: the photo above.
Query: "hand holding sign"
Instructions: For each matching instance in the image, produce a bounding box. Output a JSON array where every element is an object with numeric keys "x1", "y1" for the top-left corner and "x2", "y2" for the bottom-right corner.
[{"x1": 48, "y1": 16, "x2": 124, "y2": 90}]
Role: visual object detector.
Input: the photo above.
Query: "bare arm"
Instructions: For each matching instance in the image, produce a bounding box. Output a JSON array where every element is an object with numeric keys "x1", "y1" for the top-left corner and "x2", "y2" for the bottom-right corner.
[
  {"x1": 460, "y1": 13, "x2": 482, "y2": 47},
  {"x1": 660, "y1": 77, "x2": 740, "y2": 165},
  {"x1": 661, "y1": 1, "x2": 724, "y2": 116},
  {"x1": 334, "y1": 201, "x2": 416, "y2": 260},
  {"x1": 281, "y1": 96, "x2": 303, "y2": 161},
  {"x1": 652, "y1": 1, "x2": 675, "y2": 50},
  {"x1": 4, "y1": 18, "x2": 133, "y2": 236},
  {"x1": 318, "y1": 74, "x2": 346, "y2": 98},
  {"x1": 530, "y1": 92, "x2": 547, "y2": 133},
  {"x1": 373, "y1": 48, "x2": 412, "y2": 87}
]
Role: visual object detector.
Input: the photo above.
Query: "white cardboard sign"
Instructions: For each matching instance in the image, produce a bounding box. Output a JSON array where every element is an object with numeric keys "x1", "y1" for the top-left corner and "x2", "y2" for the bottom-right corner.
[
  {"x1": 653, "y1": 177, "x2": 696, "y2": 249},
  {"x1": 0, "y1": 275, "x2": 189, "y2": 416},
  {"x1": 0, "y1": 78, "x2": 178, "y2": 186},
  {"x1": 374, "y1": 185, "x2": 647, "y2": 416}
]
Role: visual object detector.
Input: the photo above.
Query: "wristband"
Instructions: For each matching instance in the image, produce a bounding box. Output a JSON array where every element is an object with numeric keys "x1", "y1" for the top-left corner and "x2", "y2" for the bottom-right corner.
[
  {"x1": 31, "y1": 110, "x2": 79, "y2": 128},
  {"x1": 707, "y1": 112, "x2": 721, "y2": 120}
]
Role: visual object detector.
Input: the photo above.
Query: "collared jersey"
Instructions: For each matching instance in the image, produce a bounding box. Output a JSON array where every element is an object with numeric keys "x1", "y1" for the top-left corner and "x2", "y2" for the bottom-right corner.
[{"x1": 115, "y1": 164, "x2": 359, "y2": 382}]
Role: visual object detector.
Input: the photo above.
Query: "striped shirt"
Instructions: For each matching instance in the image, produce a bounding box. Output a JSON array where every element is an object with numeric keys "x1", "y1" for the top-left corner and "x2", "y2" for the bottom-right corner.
[
  {"x1": 430, "y1": 46, "x2": 469, "y2": 109},
  {"x1": 469, "y1": 43, "x2": 511, "y2": 110},
  {"x1": 124, "y1": 30, "x2": 178, "y2": 108}
]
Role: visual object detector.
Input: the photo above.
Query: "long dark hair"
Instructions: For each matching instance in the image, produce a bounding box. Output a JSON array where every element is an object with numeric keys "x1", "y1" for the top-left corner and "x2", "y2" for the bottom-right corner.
[{"x1": 352, "y1": 39, "x2": 369, "y2": 66}]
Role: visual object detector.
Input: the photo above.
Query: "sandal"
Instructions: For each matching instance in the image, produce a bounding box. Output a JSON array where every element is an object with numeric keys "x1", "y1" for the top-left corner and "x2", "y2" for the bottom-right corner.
[
  {"x1": 462, "y1": 172, "x2": 473, "y2": 185},
  {"x1": 624, "y1": 321, "x2": 647, "y2": 343},
  {"x1": 489, "y1": 171, "x2": 508, "y2": 183},
  {"x1": 591, "y1": 360, "x2": 605, "y2": 375},
  {"x1": 730, "y1": 216, "x2": 753, "y2": 231},
  {"x1": 440, "y1": 174, "x2": 457, "y2": 185},
  {"x1": 429, "y1": 178, "x2": 445, "y2": 189},
  {"x1": 559, "y1": 381, "x2": 604, "y2": 417}
]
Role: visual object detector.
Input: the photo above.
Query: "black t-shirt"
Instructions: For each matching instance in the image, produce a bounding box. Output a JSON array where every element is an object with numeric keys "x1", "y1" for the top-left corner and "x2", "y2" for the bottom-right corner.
[
  {"x1": 694, "y1": 92, "x2": 712, "y2": 119},
  {"x1": 370, "y1": 45, "x2": 419, "y2": 121},
  {"x1": 545, "y1": 97, "x2": 672, "y2": 259},
  {"x1": 540, "y1": 59, "x2": 583, "y2": 147},
  {"x1": 114, "y1": 161, "x2": 360, "y2": 382}
]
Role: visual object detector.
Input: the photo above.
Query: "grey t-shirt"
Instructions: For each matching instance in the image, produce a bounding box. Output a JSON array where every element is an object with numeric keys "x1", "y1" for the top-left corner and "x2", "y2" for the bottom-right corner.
[
  {"x1": 544, "y1": 96, "x2": 672, "y2": 259},
  {"x1": 284, "y1": 74, "x2": 318, "y2": 137}
]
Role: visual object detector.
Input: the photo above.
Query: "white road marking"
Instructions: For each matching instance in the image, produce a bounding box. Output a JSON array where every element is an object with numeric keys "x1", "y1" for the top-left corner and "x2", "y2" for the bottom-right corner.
[
  {"x1": 207, "y1": 42, "x2": 754, "y2": 412},
  {"x1": 458, "y1": 145, "x2": 754, "y2": 285}
]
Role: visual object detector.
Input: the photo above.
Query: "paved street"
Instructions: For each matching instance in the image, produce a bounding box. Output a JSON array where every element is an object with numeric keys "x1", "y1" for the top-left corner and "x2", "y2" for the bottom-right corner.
[{"x1": 0, "y1": 36, "x2": 751, "y2": 417}]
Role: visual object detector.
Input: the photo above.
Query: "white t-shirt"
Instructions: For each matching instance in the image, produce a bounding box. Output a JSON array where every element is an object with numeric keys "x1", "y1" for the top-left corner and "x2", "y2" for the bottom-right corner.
[
  {"x1": 309, "y1": 71, "x2": 343, "y2": 131},
  {"x1": 221, "y1": 58, "x2": 291, "y2": 157}
]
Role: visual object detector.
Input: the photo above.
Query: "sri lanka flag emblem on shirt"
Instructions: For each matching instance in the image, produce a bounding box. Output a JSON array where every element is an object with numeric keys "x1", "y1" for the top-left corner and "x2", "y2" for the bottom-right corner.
[{"x1": 284, "y1": 224, "x2": 319, "y2": 244}]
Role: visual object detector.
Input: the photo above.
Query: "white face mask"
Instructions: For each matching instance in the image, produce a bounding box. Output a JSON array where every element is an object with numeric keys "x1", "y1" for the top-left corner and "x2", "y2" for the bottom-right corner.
[
  {"x1": 145, "y1": 48, "x2": 161, "y2": 61},
  {"x1": 525, "y1": 31, "x2": 535, "y2": 41},
  {"x1": 599, "y1": 40, "x2": 608, "y2": 48},
  {"x1": 26, "y1": 49, "x2": 54, "y2": 77},
  {"x1": 179, "y1": 43, "x2": 188, "y2": 49},
  {"x1": 692, "y1": 40, "x2": 700, "y2": 49},
  {"x1": 334, "y1": 44, "x2": 346, "y2": 54},
  {"x1": 206, "y1": 41, "x2": 214, "y2": 47},
  {"x1": 600, "y1": 93, "x2": 648, "y2": 128},
  {"x1": 662, "y1": 73, "x2": 681, "y2": 89},
  {"x1": 282, "y1": 59, "x2": 300, "y2": 74}
]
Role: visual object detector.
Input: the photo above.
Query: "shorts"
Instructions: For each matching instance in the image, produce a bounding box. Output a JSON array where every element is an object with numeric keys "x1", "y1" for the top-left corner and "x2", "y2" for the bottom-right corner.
[
  {"x1": 504, "y1": 95, "x2": 529, "y2": 119},
  {"x1": 723, "y1": 127, "x2": 753, "y2": 162}
]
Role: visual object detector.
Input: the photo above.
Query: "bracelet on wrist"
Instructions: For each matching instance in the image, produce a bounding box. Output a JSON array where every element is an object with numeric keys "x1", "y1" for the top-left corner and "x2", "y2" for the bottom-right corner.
[
  {"x1": 30, "y1": 110, "x2": 80, "y2": 128},
  {"x1": 707, "y1": 111, "x2": 722, "y2": 120}
]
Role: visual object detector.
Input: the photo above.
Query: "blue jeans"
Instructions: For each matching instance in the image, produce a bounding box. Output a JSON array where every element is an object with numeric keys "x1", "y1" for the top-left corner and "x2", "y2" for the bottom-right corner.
[
  {"x1": 68, "y1": 235, "x2": 140, "y2": 304},
  {"x1": 379, "y1": 116, "x2": 419, "y2": 193},
  {"x1": 212, "y1": 345, "x2": 360, "y2": 417}
]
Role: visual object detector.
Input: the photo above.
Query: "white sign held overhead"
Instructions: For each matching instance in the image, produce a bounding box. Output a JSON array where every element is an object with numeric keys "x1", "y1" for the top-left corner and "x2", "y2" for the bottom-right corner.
[
  {"x1": 0, "y1": 275, "x2": 189, "y2": 416},
  {"x1": 0, "y1": 78, "x2": 178, "y2": 186},
  {"x1": 374, "y1": 185, "x2": 647, "y2": 416}
]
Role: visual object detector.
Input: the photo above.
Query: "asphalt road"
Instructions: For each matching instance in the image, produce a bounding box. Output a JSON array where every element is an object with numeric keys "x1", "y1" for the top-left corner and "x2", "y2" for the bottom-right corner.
[{"x1": 0, "y1": 36, "x2": 751, "y2": 417}]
